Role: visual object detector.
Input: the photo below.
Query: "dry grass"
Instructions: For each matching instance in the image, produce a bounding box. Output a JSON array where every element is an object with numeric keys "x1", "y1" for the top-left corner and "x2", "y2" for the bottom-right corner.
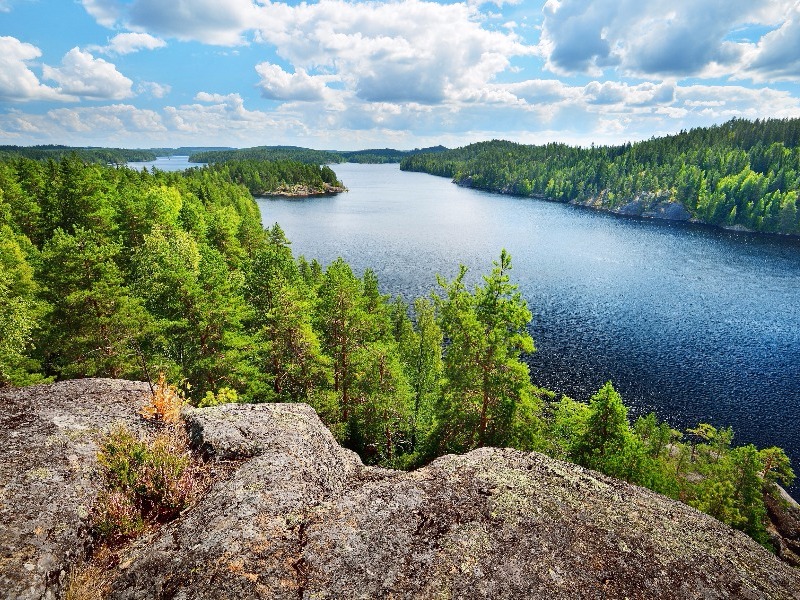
[
  {"x1": 140, "y1": 372, "x2": 184, "y2": 425},
  {"x1": 63, "y1": 555, "x2": 113, "y2": 600}
]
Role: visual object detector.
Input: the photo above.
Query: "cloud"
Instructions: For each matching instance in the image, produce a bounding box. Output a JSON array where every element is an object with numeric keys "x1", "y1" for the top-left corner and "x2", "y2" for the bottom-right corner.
[
  {"x1": 537, "y1": 0, "x2": 785, "y2": 79},
  {"x1": 582, "y1": 81, "x2": 675, "y2": 107},
  {"x1": 193, "y1": 92, "x2": 272, "y2": 122},
  {"x1": 42, "y1": 48, "x2": 134, "y2": 100},
  {"x1": 255, "y1": 63, "x2": 331, "y2": 102},
  {"x1": 1, "y1": 104, "x2": 166, "y2": 139},
  {"x1": 94, "y1": 32, "x2": 167, "y2": 55},
  {"x1": 0, "y1": 37, "x2": 72, "y2": 102},
  {"x1": 81, "y1": 0, "x2": 260, "y2": 45},
  {"x1": 80, "y1": 0, "x2": 121, "y2": 28},
  {"x1": 255, "y1": 0, "x2": 534, "y2": 105},
  {"x1": 138, "y1": 81, "x2": 171, "y2": 98},
  {"x1": 742, "y1": 5, "x2": 800, "y2": 81}
]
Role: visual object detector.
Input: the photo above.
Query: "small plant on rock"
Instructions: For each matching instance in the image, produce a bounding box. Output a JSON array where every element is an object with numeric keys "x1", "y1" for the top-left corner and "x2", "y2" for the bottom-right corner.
[
  {"x1": 140, "y1": 372, "x2": 184, "y2": 424},
  {"x1": 90, "y1": 376, "x2": 206, "y2": 543}
]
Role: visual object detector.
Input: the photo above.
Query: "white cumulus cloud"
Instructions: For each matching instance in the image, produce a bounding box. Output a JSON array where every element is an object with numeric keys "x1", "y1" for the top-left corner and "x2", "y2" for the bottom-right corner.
[
  {"x1": 537, "y1": 0, "x2": 794, "y2": 80},
  {"x1": 255, "y1": 63, "x2": 332, "y2": 102},
  {"x1": 42, "y1": 48, "x2": 134, "y2": 100},
  {"x1": 95, "y1": 32, "x2": 167, "y2": 55},
  {"x1": 138, "y1": 81, "x2": 171, "y2": 98},
  {"x1": 81, "y1": 0, "x2": 260, "y2": 45},
  {"x1": 0, "y1": 37, "x2": 72, "y2": 102},
  {"x1": 254, "y1": 0, "x2": 534, "y2": 105}
]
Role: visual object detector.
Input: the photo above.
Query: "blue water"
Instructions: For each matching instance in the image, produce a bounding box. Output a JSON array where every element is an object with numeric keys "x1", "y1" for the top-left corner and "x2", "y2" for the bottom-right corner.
[
  {"x1": 257, "y1": 163, "x2": 800, "y2": 490},
  {"x1": 127, "y1": 156, "x2": 203, "y2": 172}
]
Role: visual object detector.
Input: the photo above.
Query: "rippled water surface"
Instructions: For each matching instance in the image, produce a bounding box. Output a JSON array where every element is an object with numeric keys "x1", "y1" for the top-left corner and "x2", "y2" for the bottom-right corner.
[
  {"x1": 127, "y1": 156, "x2": 202, "y2": 172},
  {"x1": 257, "y1": 163, "x2": 800, "y2": 486}
]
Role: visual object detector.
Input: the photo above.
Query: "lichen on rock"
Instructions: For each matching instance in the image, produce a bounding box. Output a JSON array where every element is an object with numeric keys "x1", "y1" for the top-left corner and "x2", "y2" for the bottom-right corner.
[{"x1": 2, "y1": 379, "x2": 800, "y2": 600}]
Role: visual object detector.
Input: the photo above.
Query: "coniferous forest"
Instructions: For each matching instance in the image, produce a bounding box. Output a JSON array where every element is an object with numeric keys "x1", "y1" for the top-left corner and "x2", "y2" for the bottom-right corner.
[
  {"x1": 401, "y1": 118, "x2": 800, "y2": 235},
  {"x1": 0, "y1": 143, "x2": 795, "y2": 548}
]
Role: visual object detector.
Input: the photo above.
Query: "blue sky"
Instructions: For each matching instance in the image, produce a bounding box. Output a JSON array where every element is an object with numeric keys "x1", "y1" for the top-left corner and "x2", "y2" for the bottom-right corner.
[{"x1": 1, "y1": 0, "x2": 800, "y2": 150}]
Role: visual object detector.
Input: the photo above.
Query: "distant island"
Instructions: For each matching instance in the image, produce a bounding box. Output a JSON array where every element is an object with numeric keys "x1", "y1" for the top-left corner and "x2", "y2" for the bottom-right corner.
[
  {"x1": 0, "y1": 145, "x2": 240, "y2": 164},
  {"x1": 189, "y1": 144, "x2": 449, "y2": 165},
  {"x1": 400, "y1": 117, "x2": 800, "y2": 237}
]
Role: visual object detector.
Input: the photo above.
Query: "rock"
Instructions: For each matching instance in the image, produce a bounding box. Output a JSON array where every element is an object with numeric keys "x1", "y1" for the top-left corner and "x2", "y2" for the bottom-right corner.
[
  {"x1": 653, "y1": 201, "x2": 692, "y2": 221},
  {"x1": 3, "y1": 380, "x2": 800, "y2": 600},
  {"x1": 766, "y1": 490, "x2": 800, "y2": 567},
  {"x1": 110, "y1": 403, "x2": 800, "y2": 599},
  {"x1": 0, "y1": 379, "x2": 151, "y2": 600},
  {"x1": 613, "y1": 199, "x2": 645, "y2": 216}
]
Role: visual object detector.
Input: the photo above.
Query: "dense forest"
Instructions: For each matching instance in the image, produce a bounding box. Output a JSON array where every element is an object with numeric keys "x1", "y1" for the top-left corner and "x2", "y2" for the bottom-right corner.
[
  {"x1": 0, "y1": 151, "x2": 794, "y2": 547},
  {"x1": 199, "y1": 159, "x2": 344, "y2": 196},
  {"x1": 401, "y1": 118, "x2": 800, "y2": 236},
  {"x1": 148, "y1": 146, "x2": 233, "y2": 157},
  {"x1": 0, "y1": 145, "x2": 156, "y2": 164},
  {"x1": 190, "y1": 145, "x2": 448, "y2": 165}
]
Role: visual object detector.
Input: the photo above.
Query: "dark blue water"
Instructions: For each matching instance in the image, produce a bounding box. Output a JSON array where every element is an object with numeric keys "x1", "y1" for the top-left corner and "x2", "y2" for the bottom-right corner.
[{"x1": 257, "y1": 162, "x2": 800, "y2": 489}]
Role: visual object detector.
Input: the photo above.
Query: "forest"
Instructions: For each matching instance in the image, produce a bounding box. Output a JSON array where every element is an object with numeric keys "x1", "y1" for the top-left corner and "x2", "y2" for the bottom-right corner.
[
  {"x1": 190, "y1": 145, "x2": 448, "y2": 165},
  {"x1": 0, "y1": 145, "x2": 156, "y2": 164},
  {"x1": 0, "y1": 151, "x2": 794, "y2": 548},
  {"x1": 401, "y1": 117, "x2": 800, "y2": 236}
]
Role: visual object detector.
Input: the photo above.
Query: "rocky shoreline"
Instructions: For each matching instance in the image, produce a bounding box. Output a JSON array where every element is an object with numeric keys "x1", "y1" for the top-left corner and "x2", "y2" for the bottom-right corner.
[{"x1": 262, "y1": 182, "x2": 347, "y2": 198}]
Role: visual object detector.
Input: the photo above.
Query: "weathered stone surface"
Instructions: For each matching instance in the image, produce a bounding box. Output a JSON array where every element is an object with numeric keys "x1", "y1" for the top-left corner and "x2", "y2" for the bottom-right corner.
[
  {"x1": 0, "y1": 379, "x2": 150, "y2": 600},
  {"x1": 3, "y1": 380, "x2": 800, "y2": 600},
  {"x1": 110, "y1": 402, "x2": 800, "y2": 600},
  {"x1": 767, "y1": 490, "x2": 800, "y2": 567}
]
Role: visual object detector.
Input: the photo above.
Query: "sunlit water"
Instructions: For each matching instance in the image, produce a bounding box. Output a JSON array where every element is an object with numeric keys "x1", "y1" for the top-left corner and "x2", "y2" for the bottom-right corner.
[
  {"x1": 127, "y1": 155, "x2": 203, "y2": 172},
  {"x1": 256, "y1": 163, "x2": 800, "y2": 490}
]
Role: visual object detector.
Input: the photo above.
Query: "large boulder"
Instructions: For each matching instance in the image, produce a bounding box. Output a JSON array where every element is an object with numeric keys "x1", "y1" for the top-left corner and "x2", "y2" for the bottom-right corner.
[
  {"x1": 2, "y1": 380, "x2": 799, "y2": 599},
  {"x1": 0, "y1": 379, "x2": 151, "y2": 600},
  {"x1": 110, "y1": 403, "x2": 800, "y2": 600}
]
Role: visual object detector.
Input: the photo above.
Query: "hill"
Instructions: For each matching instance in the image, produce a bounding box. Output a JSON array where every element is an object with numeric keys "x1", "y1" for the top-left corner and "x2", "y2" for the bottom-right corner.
[{"x1": 400, "y1": 118, "x2": 800, "y2": 236}]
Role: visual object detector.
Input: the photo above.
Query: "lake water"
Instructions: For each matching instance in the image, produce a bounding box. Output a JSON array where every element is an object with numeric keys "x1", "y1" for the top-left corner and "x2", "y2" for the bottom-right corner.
[
  {"x1": 257, "y1": 162, "x2": 800, "y2": 489},
  {"x1": 127, "y1": 155, "x2": 203, "y2": 172}
]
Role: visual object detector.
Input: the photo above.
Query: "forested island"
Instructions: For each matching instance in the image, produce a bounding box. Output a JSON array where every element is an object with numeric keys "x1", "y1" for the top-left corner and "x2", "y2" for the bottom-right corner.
[
  {"x1": 401, "y1": 118, "x2": 800, "y2": 236},
  {"x1": 0, "y1": 150, "x2": 795, "y2": 552},
  {"x1": 199, "y1": 159, "x2": 345, "y2": 196},
  {"x1": 190, "y1": 144, "x2": 448, "y2": 165},
  {"x1": 0, "y1": 145, "x2": 157, "y2": 164}
]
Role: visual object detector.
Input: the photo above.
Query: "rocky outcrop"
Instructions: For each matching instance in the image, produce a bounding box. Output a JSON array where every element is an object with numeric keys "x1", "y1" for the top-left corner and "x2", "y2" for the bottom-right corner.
[
  {"x1": 571, "y1": 191, "x2": 692, "y2": 222},
  {"x1": 767, "y1": 490, "x2": 800, "y2": 567},
  {"x1": 263, "y1": 183, "x2": 347, "y2": 197},
  {"x1": 0, "y1": 379, "x2": 151, "y2": 600},
  {"x1": 2, "y1": 380, "x2": 800, "y2": 599}
]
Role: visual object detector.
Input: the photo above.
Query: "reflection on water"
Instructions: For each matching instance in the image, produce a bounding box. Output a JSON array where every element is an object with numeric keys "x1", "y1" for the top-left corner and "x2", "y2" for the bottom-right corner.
[
  {"x1": 258, "y1": 162, "x2": 800, "y2": 490},
  {"x1": 127, "y1": 156, "x2": 202, "y2": 172}
]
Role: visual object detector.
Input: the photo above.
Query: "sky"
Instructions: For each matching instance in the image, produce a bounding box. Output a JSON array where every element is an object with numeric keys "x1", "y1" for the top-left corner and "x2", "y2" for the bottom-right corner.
[{"x1": 1, "y1": 0, "x2": 800, "y2": 150}]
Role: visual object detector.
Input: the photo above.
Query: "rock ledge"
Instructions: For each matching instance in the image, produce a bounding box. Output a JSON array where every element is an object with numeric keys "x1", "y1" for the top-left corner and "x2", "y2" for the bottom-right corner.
[{"x1": 1, "y1": 380, "x2": 799, "y2": 599}]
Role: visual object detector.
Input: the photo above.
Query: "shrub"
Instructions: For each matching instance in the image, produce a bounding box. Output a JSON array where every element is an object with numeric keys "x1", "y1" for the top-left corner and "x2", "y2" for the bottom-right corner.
[
  {"x1": 198, "y1": 386, "x2": 240, "y2": 408},
  {"x1": 91, "y1": 422, "x2": 205, "y2": 542},
  {"x1": 140, "y1": 372, "x2": 184, "y2": 424}
]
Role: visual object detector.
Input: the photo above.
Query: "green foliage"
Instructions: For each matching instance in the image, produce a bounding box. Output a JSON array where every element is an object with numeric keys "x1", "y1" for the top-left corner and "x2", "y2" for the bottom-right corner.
[
  {"x1": 189, "y1": 144, "x2": 448, "y2": 165},
  {"x1": 198, "y1": 386, "x2": 240, "y2": 408},
  {"x1": 92, "y1": 424, "x2": 202, "y2": 541},
  {"x1": 40, "y1": 227, "x2": 151, "y2": 379},
  {"x1": 432, "y1": 250, "x2": 541, "y2": 454},
  {"x1": 1, "y1": 147, "x2": 794, "y2": 551},
  {"x1": 572, "y1": 382, "x2": 632, "y2": 474},
  {"x1": 0, "y1": 146, "x2": 155, "y2": 164},
  {"x1": 401, "y1": 118, "x2": 800, "y2": 236}
]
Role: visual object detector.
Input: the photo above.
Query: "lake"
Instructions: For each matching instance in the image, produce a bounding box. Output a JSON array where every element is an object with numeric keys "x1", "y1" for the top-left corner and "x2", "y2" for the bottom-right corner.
[
  {"x1": 256, "y1": 162, "x2": 800, "y2": 489},
  {"x1": 127, "y1": 155, "x2": 203, "y2": 172}
]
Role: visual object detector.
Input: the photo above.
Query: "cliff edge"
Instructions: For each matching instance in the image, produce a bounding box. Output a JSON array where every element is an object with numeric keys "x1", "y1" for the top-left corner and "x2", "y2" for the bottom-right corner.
[{"x1": 1, "y1": 379, "x2": 799, "y2": 599}]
